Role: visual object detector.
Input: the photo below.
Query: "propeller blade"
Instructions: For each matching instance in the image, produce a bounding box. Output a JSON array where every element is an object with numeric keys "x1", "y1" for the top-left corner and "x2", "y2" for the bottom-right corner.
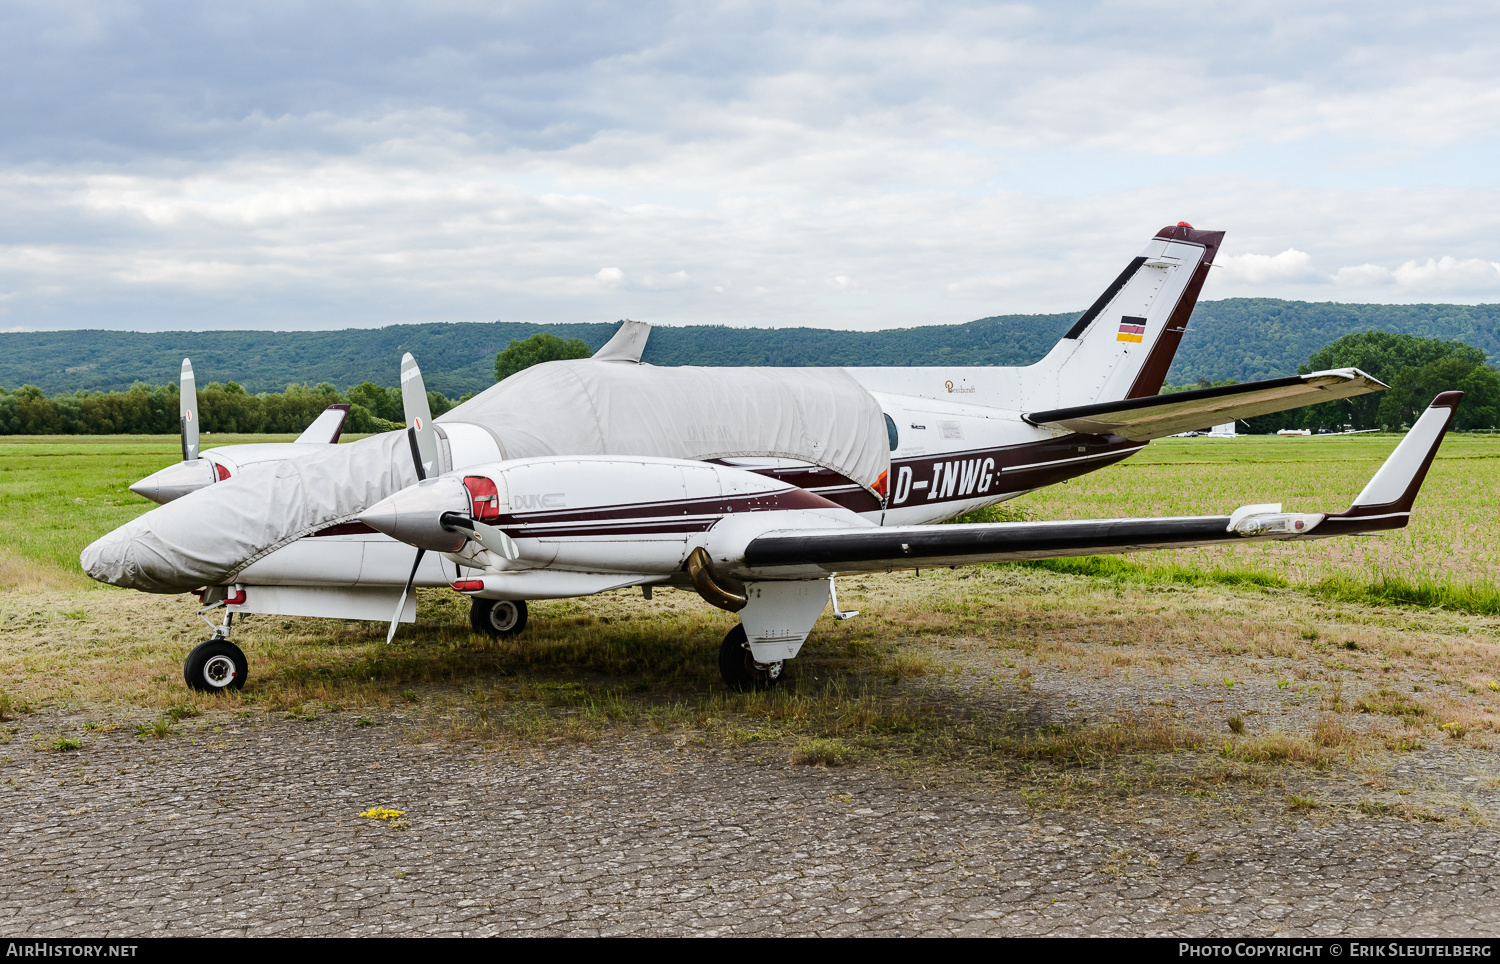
[
  {"x1": 386, "y1": 547, "x2": 425, "y2": 644},
  {"x1": 441, "y1": 515, "x2": 520, "y2": 560},
  {"x1": 180, "y1": 359, "x2": 199, "y2": 462},
  {"x1": 470, "y1": 519, "x2": 521, "y2": 560},
  {"x1": 400, "y1": 353, "x2": 439, "y2": 480}
]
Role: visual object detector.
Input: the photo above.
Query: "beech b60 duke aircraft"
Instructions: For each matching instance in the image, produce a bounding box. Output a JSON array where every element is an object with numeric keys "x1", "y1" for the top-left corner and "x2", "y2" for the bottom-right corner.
[{"x1": 83, "y1": 223, "x2": 1462, "y2": 694}]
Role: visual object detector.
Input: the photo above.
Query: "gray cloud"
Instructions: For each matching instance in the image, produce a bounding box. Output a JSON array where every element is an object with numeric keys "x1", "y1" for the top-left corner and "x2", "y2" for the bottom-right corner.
[{"x1": 3, "y1": 1, "x2": 1499, "y2": 332}]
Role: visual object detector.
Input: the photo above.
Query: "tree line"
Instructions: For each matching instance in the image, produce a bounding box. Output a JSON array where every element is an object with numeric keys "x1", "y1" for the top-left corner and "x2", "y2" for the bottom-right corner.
[
  {"x1": 3, "y1": 328, "x2": 1495, "y2": 436},
  {"x1": 1167, "y1": 330, "x2": 1500, "y2": 433},
  {"x1": 0, "y1": 380, "x2": 454, "y2": 436},
  {"x1": 4, "y1": 299, "x2": 1495, "y2": 399}
]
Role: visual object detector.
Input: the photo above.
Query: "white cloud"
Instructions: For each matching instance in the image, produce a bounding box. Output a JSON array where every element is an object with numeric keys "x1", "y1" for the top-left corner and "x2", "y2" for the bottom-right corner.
[
  {"x1": 638, "y1": 270, "x2": 691, "y2": 290},
  {"x1": 1332, "y1": 263, "x2": 1393, "y2": 287},
  {"x1": 3, "y1": 4, "x2": 1500, "y2": 330},
  {"x1": 1216, "y1": 249, "x2": 1318, "y2": 285},
  {"x1": 1392, "y1": 256, "x2": 1500, "y2": 293}
]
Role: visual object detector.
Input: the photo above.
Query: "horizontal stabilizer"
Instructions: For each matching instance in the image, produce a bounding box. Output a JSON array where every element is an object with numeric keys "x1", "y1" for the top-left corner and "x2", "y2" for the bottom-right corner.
[
  {"x1": 294, "y1": 404, "x2": 350, "y2": 445},
  {"x1": 745, "y1": 393, "x2": 1460, "y2": 574},
  {"x1": 1023, "y1": 368, "x2": 1387, "y2": 441}
]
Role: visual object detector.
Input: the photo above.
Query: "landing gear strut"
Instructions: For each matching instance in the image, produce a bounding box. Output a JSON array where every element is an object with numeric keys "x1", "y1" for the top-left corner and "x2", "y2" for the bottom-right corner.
[
  {"x1": 185, "y1": 607, "x2": 247, "y2": 693},
  {"x1": 470, "y1": 598, "x2": 528, "y2": 638},
  {"x1": 718, "y1": 624, "x2": 784, "y2": 692}
]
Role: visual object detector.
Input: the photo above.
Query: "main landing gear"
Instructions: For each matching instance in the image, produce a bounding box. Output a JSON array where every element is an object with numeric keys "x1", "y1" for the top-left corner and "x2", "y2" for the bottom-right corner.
[
  {"x1": 470, "y1": 598, "x2": 528, "y2": 639},
  {"x1": 718, "y1": 624, "x2": 784, "y2": 692},
  {"x1": 185, "y1": 607, "x2": 248, "y2": 693}
]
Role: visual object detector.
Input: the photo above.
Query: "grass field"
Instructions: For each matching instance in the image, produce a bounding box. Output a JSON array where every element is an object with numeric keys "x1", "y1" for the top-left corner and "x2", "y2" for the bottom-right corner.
[
  {"x1": 988, "y1": 432, "x2": 1500, "y2": 611},
  {"x1": 3, "y1": 431, "x2": 1495, "y2": 595},
  {"x1": 3, "y1": 432, "x2": 1499, "y2": 821}
]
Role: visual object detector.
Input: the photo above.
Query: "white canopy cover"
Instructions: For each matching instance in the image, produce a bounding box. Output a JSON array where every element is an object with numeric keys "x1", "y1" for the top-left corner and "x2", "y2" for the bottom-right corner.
[
  {"x1": 440, "y1": 359, "x2": 890, "y2": 494},
  {"x1": 82, "y1": 347, "x2": 890, "y2": 593},
  {"x1": 82, "y1": 430, "x2": 418, "y2": 593}
]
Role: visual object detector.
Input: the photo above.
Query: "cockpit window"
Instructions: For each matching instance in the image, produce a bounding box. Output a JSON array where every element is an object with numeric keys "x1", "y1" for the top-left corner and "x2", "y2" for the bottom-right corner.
[{"x1": 883, "y1": 413, "x2": 899, "y2": 451}]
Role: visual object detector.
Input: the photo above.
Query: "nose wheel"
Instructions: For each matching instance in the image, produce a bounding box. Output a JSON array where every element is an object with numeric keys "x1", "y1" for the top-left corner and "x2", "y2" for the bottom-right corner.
[
  {"x1": 718, "y1": 624, "x2": 784, "y2": 691},
  {"x1": 470, "y1": 598, "x2": 528, "y2": 638},
  {"x1": 184, "y1": 638, "x2": 248, "y2": 693}
]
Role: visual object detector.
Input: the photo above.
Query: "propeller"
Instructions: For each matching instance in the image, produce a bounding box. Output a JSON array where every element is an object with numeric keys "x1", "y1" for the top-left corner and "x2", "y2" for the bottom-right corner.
[
  {"x1": 401, "y1": 352, "x2": 439, "y2": 480},
  {"x1": 128, "y1": 359, "x2": 214, "y2": 503},
  {"x1": 386, "y1": 548, "x2": 425, "y2": 644},
  {"x1": 440, "y1": 513, "x2": 520, "y2": 561},
  {"x1": 180, "y1": 359, "x2": 199, "y2": 462},
  {"x1": 384, "y1": 353, "x2": 455, "y2": 643}
]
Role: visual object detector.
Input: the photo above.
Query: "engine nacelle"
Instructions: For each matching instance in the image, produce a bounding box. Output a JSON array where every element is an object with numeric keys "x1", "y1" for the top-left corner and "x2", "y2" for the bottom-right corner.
[{"x1": 361, "y1": 455, "x2": 861, "y2": 576}]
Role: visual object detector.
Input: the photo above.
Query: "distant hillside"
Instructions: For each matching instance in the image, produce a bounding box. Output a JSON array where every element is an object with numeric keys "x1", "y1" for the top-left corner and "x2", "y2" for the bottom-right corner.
[
  {"x1": 1169, "y1": 300, "x2": 1500, "y2": 383},
  {"x1": 3, "y1": 299, "x2": 1496, "y2": 397}
]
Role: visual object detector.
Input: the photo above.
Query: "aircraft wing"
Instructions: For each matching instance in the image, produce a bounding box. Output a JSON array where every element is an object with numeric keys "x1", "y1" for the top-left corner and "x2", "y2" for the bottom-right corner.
[
  {"x1": 745, "y1": 392, "x2": 1460, "y2": 575},
  {"x1": 1022, "y1": 368, "x2": 1387, "y2": 441}
]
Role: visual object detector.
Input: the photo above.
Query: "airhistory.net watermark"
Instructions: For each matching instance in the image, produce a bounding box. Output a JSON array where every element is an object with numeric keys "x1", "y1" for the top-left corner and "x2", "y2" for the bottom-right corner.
[{"x1": 5, "y1": 945, "x2": 138, "y2": 958}]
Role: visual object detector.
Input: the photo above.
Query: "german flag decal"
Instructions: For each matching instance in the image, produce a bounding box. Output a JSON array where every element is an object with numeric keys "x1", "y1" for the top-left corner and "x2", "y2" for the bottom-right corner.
[{"x1": 1116, "y1": 316, "x2": 1147, "y2": 343}]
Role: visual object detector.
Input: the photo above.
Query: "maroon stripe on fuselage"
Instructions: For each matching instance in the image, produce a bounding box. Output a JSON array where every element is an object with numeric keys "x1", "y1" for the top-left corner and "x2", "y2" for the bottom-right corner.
[
  {"x1": 522, "y1": 519, "x2": 719, "y2": 539},
  {"x1": 496, "y1": 485, "x2": 840, "y2": 532},
  {"x1": 887, "y1": 434, "x2": 1144, "y2": 508},
  {"x1": 706, "y1": 461, "x2": 883, "y2": 513},
  {"x1": 814, "y1": 487, "x2": 883, "y2": 513}
]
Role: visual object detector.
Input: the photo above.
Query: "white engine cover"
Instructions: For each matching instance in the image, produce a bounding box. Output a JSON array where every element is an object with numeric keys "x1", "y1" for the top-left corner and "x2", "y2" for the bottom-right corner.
[{"x1": 444, "y1": 456, "x2": 851, "y2": 576}]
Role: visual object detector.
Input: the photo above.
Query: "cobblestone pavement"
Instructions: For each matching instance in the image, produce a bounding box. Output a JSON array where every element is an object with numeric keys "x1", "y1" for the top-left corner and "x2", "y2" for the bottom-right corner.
[{"x1": 3, "y1": 714, "x2": 1499, "y2": 937}]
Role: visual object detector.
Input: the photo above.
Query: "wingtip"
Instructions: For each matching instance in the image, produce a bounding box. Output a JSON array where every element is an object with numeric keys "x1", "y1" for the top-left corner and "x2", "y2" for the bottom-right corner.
[{"x1": 1318, "y1": 391, "x2": 1462, "y2": 534}]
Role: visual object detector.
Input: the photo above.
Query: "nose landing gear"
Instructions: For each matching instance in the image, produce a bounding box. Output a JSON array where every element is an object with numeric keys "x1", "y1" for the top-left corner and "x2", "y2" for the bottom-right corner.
[
  {"x1": 184, "y1": 638, "x2": 248, "y2": 692},
  {"x1": 185, "y1": 595, "x2": 248, "y2": 693}
]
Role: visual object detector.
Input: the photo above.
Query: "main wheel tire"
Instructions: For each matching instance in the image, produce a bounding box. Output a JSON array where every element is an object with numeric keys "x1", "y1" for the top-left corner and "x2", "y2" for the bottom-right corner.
[
  {"x1": 718, "y1": 624, "x2": 784, "y2": 692},
  {"x1": 469, "y1": 598, "x2": 528, "y2": 638},
  {"x1": 184, "y1": 639, "x2": 248, "y2": 693}
]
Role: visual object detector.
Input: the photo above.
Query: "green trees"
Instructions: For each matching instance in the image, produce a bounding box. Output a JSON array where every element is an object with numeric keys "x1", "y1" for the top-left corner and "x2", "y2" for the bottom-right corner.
[
  {"x1": 1296, "y1": 331, "x2": 1499, "y2": 431},
  {"x1": 494, "y1": 333, "x2": 592, "y2": 382},
  {"x1": 0, "y1": 382, "x2": 452, "y2": 436}
]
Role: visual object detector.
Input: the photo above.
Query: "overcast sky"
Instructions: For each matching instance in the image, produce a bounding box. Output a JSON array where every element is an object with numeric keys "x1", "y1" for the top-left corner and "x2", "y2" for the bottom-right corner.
[{"x1": 2, "y1": 1, "x2": 1498, "y2": 332}]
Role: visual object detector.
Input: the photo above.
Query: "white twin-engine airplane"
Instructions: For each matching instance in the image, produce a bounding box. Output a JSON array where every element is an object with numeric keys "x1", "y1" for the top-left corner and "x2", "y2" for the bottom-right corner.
[{"x1": 83, "y1": 224, "x2": 1462, "y2": 694}]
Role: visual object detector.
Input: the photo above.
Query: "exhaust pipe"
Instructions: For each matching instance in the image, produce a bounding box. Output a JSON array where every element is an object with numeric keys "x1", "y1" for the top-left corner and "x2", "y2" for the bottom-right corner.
[{"x1": 687, "y1": 547, "x2": 747, "y2": 612}]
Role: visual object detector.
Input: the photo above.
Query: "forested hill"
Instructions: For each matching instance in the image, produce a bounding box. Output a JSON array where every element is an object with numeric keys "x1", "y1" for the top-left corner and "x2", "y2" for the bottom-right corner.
[{"x1": 4, "y1": 298, "x2": 1497, "y2": 398}]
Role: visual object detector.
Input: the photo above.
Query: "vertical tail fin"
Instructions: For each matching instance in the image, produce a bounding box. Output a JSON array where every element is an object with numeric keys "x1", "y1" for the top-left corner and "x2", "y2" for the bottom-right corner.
[{"x1": 1041, "y1": 223, "x2": 1224, "y2": 406}]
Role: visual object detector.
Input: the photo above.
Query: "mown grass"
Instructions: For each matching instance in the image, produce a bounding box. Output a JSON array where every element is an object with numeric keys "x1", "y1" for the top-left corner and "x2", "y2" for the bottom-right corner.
[
  {"x1": 0, "y1": 433, "x2": 372, "y2": 587},
  {"x1": 3, "y1": 434, "x2": 1500, "y2": 819},
  {"x1": 999, "y1": 432, "x2": 1500, "y2": 594},
  {"x1": 990, "y1": 554, "x2": 1500, "y2": 617}
]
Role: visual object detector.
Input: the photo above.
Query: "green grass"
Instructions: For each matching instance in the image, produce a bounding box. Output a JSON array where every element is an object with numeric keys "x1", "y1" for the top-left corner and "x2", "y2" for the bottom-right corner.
[
  {"x1": 0, "y1": 434, "x2": 298, "y2": 582},
  {"x1": 0, "y1": 434, "x2": 371, "y2": 585},
  {"x1": 986, "y1": 553, "x2": 1500, "y2": 617},
  {"x1": 5, "y1": 431, "x2": 1497, "y2": 617},
  {"x1": 976, "y1": 432, "x2": 1500, "y2": 612}
]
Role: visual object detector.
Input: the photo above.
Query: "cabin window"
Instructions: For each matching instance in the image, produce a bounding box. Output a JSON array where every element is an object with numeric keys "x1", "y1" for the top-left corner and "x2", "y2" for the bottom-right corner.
[{"x1": 883, "y1": 414, "x2": 899, "y2": 451}]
